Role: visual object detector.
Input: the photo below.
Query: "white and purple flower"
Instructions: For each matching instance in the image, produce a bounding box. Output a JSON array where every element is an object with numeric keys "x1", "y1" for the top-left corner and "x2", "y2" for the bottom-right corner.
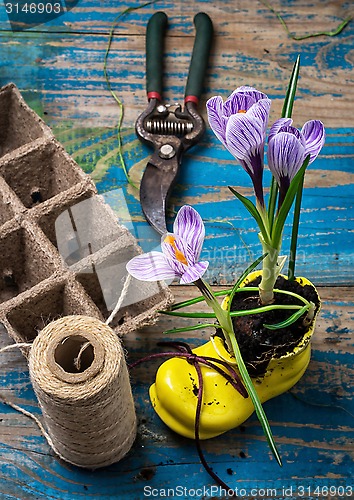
[
  {"x1": 268, "y1": 118, "x2": 326, "y2": 201},
  {"x1": 126, "y1": 205, "x2": 209, "y2": 284},
  {"x1": 206, "y1": 86, "x2": 271, "y2": 205}
]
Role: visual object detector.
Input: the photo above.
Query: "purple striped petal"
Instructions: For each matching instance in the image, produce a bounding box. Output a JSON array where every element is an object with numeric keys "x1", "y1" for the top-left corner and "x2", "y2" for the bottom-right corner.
[
  {"x1": 206, "y1": 96, "x2": 227, "y2": 145},
  {"x1": 279, "y1": 125, "x2": 305, "y2": 145},
  {"x1": 232, "y1": 86, "x2": 268, "y2": 102},
  {"x1": 173, "y1": 205, "x2": 205, "y2": 260},
  {"x1": 246, "y1": 98, "x2": 271, "y2": 131},
  {"x1": 207, "y1": 87, "x2": 270, "y2": 150},
  {"x1": 239, "y1": 156, "x2": 265, "y2": 205},
  {"x1": 268, "y1": 118, "x2": 293, "y2": 143},
  {"x1": 223, "y1": 93, "x2": 256, "y2": 116},
  {"x1": 268, "y1": 132, "x2": 306, "y2": 185},
  {"x1": 223, "y1": 89, "x2": 269, "y2": 118},
  {"x1": 225, "y1": 113, "x2": 265, "y2": 161},
  {"x1": 126, "y1": 251, "x2": 179, "y2": 282},
  {"x1": 180, "y1": 261, "x2": 209, "y2": 284},
  {"x1": 301, "y1": 120, "x2": 326, "y2": 163}
]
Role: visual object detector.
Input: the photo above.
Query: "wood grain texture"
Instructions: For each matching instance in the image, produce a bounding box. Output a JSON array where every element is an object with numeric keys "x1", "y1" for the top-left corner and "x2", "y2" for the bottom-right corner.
[
  {"x1": 0, "y1": 0, "x2": 353, "y2": 127},
  {"x1": 46, "y1": 126, "x2": 353, "y2": 286},
  {"x1": 0, "y1": 286, "x2": 353, "y2": 499},
  {"x1": 0, "y1": 0, "x2": 353, "y2": 497},
  {"x1": 1, "y1": 1, "x2": 352, "y2": 284}
]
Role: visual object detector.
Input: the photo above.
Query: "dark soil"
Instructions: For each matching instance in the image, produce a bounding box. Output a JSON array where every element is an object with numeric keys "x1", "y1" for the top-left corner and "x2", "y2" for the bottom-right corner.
[{"x1": 217, "y1": 276, "x2": 320, "y2": 376}]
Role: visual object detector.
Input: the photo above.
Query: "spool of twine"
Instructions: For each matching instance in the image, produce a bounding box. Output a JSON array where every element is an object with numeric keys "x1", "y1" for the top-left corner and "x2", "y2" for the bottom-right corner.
[{"x1": 28, "y1": 315, "x2": 137, "y2": 469}]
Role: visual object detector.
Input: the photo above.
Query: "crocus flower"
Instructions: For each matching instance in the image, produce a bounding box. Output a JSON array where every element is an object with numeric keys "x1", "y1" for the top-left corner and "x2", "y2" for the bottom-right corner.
[
  {"x1": 126, "y1": 205, "x2": 209, "y2": 284},
  {"x1": 206, "y1": 86, "x2": 271, "y2": 205},
  {"x1": 267, "y1": 118, "x2": 326, "y2": 202}
]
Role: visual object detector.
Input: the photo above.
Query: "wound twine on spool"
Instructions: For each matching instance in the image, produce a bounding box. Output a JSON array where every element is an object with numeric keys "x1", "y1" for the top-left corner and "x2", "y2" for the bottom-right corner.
[{"x1": 28, "y1": 315, "x2": 137, "y2": 469}]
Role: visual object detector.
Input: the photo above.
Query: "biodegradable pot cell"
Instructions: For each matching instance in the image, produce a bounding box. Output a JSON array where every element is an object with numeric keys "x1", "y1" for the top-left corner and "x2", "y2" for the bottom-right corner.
[
  {"x1": 150, "y1": 272, "x2": 320, "y2": 440},
  {"x1": 0, "y1": 83, "x2": 173, "y2": 346},
  {"x1": 0, "y1": 141, "x2": 85, "y2": 209},
  {"x1": 0, "y1": 84, "x2": 49, "y2": 158}
]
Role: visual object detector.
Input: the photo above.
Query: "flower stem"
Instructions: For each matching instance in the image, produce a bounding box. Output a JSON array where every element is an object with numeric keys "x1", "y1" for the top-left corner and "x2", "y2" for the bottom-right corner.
[
  {"x1": 258, "y1": 237, "x2": 282, "y2": 304},
  {"x1": 267, "y1": 176, "x2": 279, "y2": 232},
  {"x1": 194, "y1": 278, "x2": 233, "y2": 352}
]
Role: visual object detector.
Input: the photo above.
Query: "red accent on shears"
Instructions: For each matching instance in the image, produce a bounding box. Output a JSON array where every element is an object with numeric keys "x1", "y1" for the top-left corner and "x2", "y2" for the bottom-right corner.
[
  {"x1": 147, "y1": 91, "x2": 162, "y2": 101},
  {"x1": 184, "y1": 95, "x2": 199, "y2": 105}
]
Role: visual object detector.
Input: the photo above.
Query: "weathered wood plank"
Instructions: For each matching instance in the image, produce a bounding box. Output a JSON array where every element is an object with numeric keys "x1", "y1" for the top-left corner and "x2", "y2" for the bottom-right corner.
[
  {"x1": 0, "y1": 1, "x2": 352, "y2": 496},
  {"x1": 46, "y1": 126, "x2": 353, "y2": 285},
  {"x1": 0, "y1": 286, "x2": 353, "y2": 499},
  {"x1": 1, "y1": 28, "x2": 353, "y2": 127},
  {"x1": 0, "y1": 0, "x2": 351, "y2": 35},
  {"x1": 0, "y1": 2, "x2": 352, "y2": 285},
  {"x1": 0, "y1": 0, "x2": 353, "y2": 127}
]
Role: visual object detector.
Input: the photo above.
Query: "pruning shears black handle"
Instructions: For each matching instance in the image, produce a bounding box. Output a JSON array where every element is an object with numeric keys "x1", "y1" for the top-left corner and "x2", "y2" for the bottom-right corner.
[
  {"x1": 146, "y1": 11, "x2": 168, "y2": 99},
  {"x1": 185, "y1": 13, "x2": 213, "y2": 103},
  {"x1": 146, "y1": 11, "x2": 213, "y2": 104},
  {"x1": 137, "y1": 11, "x2": 213, "y2": 235}
]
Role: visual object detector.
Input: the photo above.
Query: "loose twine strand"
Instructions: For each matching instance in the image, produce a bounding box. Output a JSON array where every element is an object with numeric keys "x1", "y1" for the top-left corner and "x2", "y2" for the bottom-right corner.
[
  {"x1": 0, "y1": 343, "x2": 51, "y2": 445},
  {"x1": 0, "y1": 394, "x2": 55, "y2": 450},
  {"x1": 72, "y1": 273, "x2": 132, "y2": 371},
  {"x1": 105, "y1": 273, "x2": 132, "y2": 326}
]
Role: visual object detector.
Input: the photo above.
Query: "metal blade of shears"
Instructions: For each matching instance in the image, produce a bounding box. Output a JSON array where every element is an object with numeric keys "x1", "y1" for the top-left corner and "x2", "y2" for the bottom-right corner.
[{"x1": 139, "y1": 153, "x2": 179, "y2": 235}]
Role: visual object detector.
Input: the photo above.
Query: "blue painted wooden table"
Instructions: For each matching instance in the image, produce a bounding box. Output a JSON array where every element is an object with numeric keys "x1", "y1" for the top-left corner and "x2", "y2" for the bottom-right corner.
[{"x1": 0, "y1": 0, "x2": 353, "y2": 498}]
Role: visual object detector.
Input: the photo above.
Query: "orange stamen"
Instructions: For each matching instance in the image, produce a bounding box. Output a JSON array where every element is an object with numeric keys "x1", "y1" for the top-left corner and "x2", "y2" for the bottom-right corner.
[
  {"x1": 164, "y1": 235, "x2": 188, "y2": 265},
  {"x1": 238, "y1": 109, "x2": 247, "y2": 113}
]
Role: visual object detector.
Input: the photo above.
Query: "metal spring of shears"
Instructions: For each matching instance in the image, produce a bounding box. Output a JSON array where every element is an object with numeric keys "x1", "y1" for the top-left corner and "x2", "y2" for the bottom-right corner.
[
  {"x1": 145, "y1": 118, "x2": 193, "y2": 136},
  {"x1": 144, "y1": 102, "x2": 194, "y2": 135}
]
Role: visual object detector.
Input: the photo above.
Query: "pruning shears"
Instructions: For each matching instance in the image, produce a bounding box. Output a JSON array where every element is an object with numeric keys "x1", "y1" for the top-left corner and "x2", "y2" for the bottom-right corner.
[{"x1": 136, "y1": 11, "x2": 213, "y2": 235}]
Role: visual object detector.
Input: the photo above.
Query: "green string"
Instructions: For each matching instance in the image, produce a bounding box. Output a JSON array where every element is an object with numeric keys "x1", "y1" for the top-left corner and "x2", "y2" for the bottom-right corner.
[
  {"x1": 103, "y1": 1, "x2": 158, "y2": 187},
  {"x1": 259, "y1": 0, "x2": 351, "y2": 40}
]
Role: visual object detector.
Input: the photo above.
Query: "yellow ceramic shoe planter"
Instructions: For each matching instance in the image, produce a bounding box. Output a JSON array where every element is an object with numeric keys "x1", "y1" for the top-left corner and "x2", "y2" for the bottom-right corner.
[{"x1": 149, "y1": 273, "x2": 320, "y2": 440}]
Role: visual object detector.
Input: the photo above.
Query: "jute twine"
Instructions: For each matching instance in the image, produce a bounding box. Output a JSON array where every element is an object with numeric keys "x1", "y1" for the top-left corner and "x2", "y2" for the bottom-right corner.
[{"x1": 28, "y1": 315, "x2": 137, "y2": 469}]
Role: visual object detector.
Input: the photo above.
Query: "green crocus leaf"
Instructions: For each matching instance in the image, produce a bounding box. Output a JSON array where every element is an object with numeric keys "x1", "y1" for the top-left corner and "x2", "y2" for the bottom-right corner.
[
  {"x1": 160, "y1": 310, "x2": 217, "y2": 318},
  {"x1": 228, "y1": 186, "x2": 270, "y2": 243},
  {"x1": 272, "y1": 155, "x2": 310, "y2": 248},
  {"x1": 268, "y1": 56, "x2": 300, "y2": 230},
  {"x1": 171, "y1": 289, "x2": 231, "y2": 311},
  {"x1": 264, "y1": 304, "x2": 309, "y2": 330},
  {"x1": 228, "y1": 254, "x2": 267, "y2": 308},
  {"x1": 282, "y1": 55, "x2": 300, "y2": 119},
  {"x1": 163, "y1": 323, "x2": 217, "y2": 335}
]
